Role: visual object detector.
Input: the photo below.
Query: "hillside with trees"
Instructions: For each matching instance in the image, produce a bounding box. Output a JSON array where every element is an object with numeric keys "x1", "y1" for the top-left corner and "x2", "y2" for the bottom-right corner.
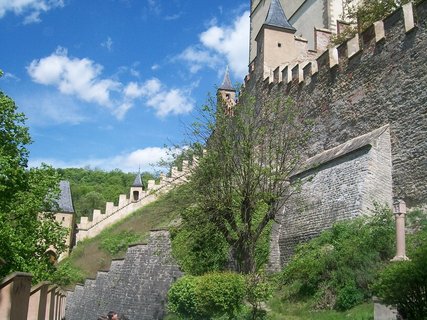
[{"x1": 57, "y1": 168, "x2": 155, "y2": 221}]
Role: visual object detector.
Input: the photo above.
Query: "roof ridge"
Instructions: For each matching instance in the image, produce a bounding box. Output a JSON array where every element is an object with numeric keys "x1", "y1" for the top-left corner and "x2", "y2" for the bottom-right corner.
[
  {"x1": 219, "y1": 66, "x2": 234, "y2": 91},
  {"x1": 264, "y1": 0, "x2": 296, "y2": 32}
]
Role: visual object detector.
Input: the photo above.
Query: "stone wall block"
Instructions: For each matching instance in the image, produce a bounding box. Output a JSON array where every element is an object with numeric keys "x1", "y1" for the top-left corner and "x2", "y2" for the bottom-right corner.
[
  {"x1": 403, "y1": 2, "x2": 415, "y2": 32},
  {"x1": 347, "y1": 34, "x2": 360, "y2": 58},
  {"x1": 28, "y1": 282, "x2": 50, "y2": 320},
  {"x1": 0, "y1": 272, "x2": 32, "y2": 320}
]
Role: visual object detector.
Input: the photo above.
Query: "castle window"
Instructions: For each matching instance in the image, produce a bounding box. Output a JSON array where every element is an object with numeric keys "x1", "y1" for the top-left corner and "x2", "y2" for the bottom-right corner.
[{"x1": 278, "y1": 42, "x2": 282, "y2": 48}]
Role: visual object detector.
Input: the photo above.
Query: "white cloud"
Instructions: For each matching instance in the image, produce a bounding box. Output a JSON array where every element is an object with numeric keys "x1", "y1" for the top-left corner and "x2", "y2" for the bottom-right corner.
[
  {"x1": 124, "y1": 78, "x2": 194, "y2": 118},
  {"x1": 101, "y1": 37, "x2": 113, "y2": 51},
  {"x1": 2, "y1": 72, "x2": 20, "y2": 81},
  {"x1": 29, "y1": 147, "x2": 173, "y2": 173},
  {"x1": 28, "y1": 48, "x2": 194, "y2": 119},
  {"x1": 146, "y1": 88, "x2": 193, "y2": 117},
  {"x1": 147, "y1": 0, "x2": 161, "y2": 15},
  {"x1": 179, "y1": 10, "x2": 250, "y2": 79},
  {"x1": 17, "y1": 91, "x2": 86, "y2": 125},
  {"x1": 178, "y1": 47, "x2": 220, "y2": 74},
  {"x1": 201, "y1": 11, "x2": 250, "y2": 78},
  {"x1": 124, "y1": 79, "x2": 161, "y2": 99},
  {"x1": 28, "y1": 47, "x2": 120, "y2": 107},
  {"x1": 0, "y1": 0, "x2": 64, "y2": 23}
]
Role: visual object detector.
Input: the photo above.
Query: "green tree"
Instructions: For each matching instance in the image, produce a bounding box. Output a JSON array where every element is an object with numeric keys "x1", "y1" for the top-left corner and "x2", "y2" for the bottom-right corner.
[
  {"x1": 183, "y1": 91, "x2": 311, "y2": 273},
  {"x1": 77, "y1": 190, "x2": 106, "y2": 219},
  {"x1": 58, "y1": 167, "x2": 154, "y2": 220},
  {"x1": 0, "y1": 72, "x2": 67, "y2": 282},
  {"x1": 332, "y1": 0, "x2": 419, "y2": 45}
]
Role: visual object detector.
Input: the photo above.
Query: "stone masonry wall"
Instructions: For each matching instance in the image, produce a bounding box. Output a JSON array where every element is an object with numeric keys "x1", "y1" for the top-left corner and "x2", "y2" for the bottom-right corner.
[
  {"x1": 248, "y1": 1, "x2": 427, "y2": 208},
  {"x1": 65, "y1": 230, "x2": 182, "y2": 320},
  {"x1": 254, "y1": 2, "x2": 426, "y2": 269},
  {"x1": 269, "y1": 126, "x2": 393, "y2": 269}
]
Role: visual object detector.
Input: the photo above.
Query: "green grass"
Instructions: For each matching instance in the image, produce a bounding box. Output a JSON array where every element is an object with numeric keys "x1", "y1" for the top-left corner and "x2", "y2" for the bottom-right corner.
[
  {"x1": 60, "y1": 184, "x2": 191, "y2": 284},
  {"x1": 59, "y1": 184, "x2": 374, "y2": 320},
  {"x1": 267, "y1": 295, "x2": 373, "y2": 320}
]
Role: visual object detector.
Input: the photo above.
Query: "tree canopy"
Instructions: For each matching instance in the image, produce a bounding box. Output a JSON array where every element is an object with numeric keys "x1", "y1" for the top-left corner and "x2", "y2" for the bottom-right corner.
[
  {"x1": 0, "y1": 72, "x2": 67, "y2": 282},
  {"x1": 178, "y1": 90, "x2": 311, "y2": 273}
]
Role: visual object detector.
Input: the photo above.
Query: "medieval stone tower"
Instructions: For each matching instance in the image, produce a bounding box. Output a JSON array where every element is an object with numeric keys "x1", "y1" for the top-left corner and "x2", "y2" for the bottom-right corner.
[
  {"x1": 218, "y1": 66, "x2": 236, "y2": 115},
  {"x1": 130, "y1": 171, "x2": 145, "y2": 202},
  {"x1": 250, "y1": 0, "x2": 360, "y2": 63}
]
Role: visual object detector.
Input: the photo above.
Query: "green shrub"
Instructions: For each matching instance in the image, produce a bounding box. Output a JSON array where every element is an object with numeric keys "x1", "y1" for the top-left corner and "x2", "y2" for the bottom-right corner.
[
  {"x1": 168, "y1": 272, "x2": 246, "y2": 319},
  {"x1": 281, "y1": 205, "x2": 394, "y2": 311},
  {"x1": 168, "y1": 276, "x2": 203, "y2": 320},
  {"x1": 335, "y1": 283, "x2": 364, "y2": 311},
  {"x1": 332, "y1": 0, "x2": 420, "y2": 45},
  {"x1": 171, "y1": 206, "x2": 229, "y2": 275},
  {"x1": 196, "y1": 272, "x2": 246, "y2": 318},
  {"x1": 374, "y1": 220, "x2": 427, "y2": 319},
  {"x1": 245, "y1": 272, "x2": 274, "y2": 319},
  {"x1": 49, "y1": 260, "x2": 85, "y2": 286},
  {"x1": 99, "y1": 231, "x2": 141, "y2": 255}
]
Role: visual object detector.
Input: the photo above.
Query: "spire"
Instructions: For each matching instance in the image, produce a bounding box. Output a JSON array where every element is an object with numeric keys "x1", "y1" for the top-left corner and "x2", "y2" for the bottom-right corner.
[
  {"x1": 219, "y1": 66, "x2": 234, "y2": 91},
  {"x1": 264, "y1": 0, "x2": 296, "y2": 32},
  {"x1": 132, "y1": 171, "x2": 143, "y2": 188}
]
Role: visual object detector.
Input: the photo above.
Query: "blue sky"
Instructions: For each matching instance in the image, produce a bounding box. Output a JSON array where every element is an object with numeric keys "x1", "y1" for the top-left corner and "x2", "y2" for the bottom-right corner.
[{"x1": 0, "y1": 0, "x2": 249, "y2": 173}]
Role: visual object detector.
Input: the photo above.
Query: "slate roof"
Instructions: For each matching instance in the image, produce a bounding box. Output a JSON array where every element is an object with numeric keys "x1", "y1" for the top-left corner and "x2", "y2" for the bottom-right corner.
[
  {"x1": 264, "y1": 0, "x2": 296, "y2": 32},
  {"x1": 57, "y1": 180, "x2": 75, "y2": 213},
  {"x1": 218, "y1": 66, "x2": 235, "y2": 91},
  {"x1": 294, "y1": 125, "x2": 390, "y2": 176},
  {"x1": 132, "y1": 172, "x2": 144, "y2": 188}
]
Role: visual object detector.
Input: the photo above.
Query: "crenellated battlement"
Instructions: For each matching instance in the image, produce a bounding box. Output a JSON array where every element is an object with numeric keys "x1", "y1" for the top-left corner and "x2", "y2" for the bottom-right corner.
[
  {"x1": 254, "y1": 0, "x2": 427, "y2": 269},
  {"x1": 76, "y1": 160, "x2": 195, "y2": 242},
  {"x1": 247, "y1": 2, "x2": 420, "y2": 91}
]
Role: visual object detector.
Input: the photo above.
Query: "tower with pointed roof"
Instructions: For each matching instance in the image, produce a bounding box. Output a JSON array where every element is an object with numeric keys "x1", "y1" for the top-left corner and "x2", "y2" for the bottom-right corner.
[
  {"x1": 254, "y1": 0, "x2": 308, "y2": 78},
  {"x1": 218, "y1": 66, "x2": 236, "y2": 116},
  {"x1": 130, "y1": 171, "x2": 145, "y2": 202},
  {"x1": 250, "y1": 0, "x2": 356, "y2": 64}
]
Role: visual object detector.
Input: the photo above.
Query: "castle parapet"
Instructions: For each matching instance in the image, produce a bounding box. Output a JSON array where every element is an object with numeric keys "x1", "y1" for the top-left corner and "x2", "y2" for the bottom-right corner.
[
  {"x1": 76, "y1": 159, "x2": 197, "y2": 243},
  {"x1": 250, "y1": 1, "x2": 420, "y2": 92}
]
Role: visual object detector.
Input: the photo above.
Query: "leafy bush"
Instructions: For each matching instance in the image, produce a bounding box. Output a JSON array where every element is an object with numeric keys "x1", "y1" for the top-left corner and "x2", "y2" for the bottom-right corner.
[
  {"x1": 332, "y1": 0, "x2": 420, "y2": 45},
  {"x1": 245, "y1": 272, "x2": 274, "y2": 319},
  {"x1": 99, "y1": 231, "x2": 141, "y2": 255},
  {"x1": 374, "y1": 214, "x2": 427, "y2": 319},
  {"x1": 171, "y1": 206, "x2": 229, "y2": 275},
  {"x1": 281, "y1": 205, "x2": 395, "y2": 311},
  {"x1": 168, "y1": 276, "x2": 202, "y2": 319},
  {"x1": 49, "y1": 260, "x2": 85, "y2": 286},
  {"x1": 168, "y1": 272, "x2": 246, "y2": 320}
]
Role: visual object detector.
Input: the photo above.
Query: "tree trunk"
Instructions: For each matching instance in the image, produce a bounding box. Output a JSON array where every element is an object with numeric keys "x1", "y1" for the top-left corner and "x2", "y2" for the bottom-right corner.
[{"x1": 232, "y1": 237, "x2": 256, "y2": 274}]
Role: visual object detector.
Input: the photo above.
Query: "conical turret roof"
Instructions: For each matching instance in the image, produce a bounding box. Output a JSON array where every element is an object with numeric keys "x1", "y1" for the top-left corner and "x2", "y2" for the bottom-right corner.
[
  {"x1": 132, "y1": 172, "x2": 143, "y2": 188},
  {"x1": 218, "y1": 66, "x2": 234, "y2": 91},
  {"x1": 264, "y1": 0, "x2": 296, "y2": 32}
]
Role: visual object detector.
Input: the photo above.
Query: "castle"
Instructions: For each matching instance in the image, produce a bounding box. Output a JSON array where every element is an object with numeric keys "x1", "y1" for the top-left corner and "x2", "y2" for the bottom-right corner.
[
  {"x1": 222, "y1": 0, "x2": 427, "y2": 269},
  {"x1": 2, "y1": 1, "x2": 425, "y2": 319}
]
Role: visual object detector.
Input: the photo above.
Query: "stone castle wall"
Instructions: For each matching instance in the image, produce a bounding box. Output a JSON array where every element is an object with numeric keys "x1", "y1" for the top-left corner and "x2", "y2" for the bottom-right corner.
[
  {"x1": 249, "y1": 2, "x2": 426, "y2": 207},
  {"x1": 269, "y1": 126, "x2": 393, "y2": 269},
  {"x1": 76, "y1": 161, "x2": 192, "y2": 243},
  {"x1": 245, "y1": 1, "x2": 427, "y2": 267},
  {"x1": 66, "y1": 230, "x2": 182, "y2": 320}
]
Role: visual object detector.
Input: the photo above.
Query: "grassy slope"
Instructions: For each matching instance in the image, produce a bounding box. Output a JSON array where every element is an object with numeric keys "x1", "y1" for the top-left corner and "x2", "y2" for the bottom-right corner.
[
  {"x1": 65, "y1": 185, "x2": 191, "y2": 279},
  {"x1": 64, "y1": 183, "x2": 373, "y2": 318}
]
